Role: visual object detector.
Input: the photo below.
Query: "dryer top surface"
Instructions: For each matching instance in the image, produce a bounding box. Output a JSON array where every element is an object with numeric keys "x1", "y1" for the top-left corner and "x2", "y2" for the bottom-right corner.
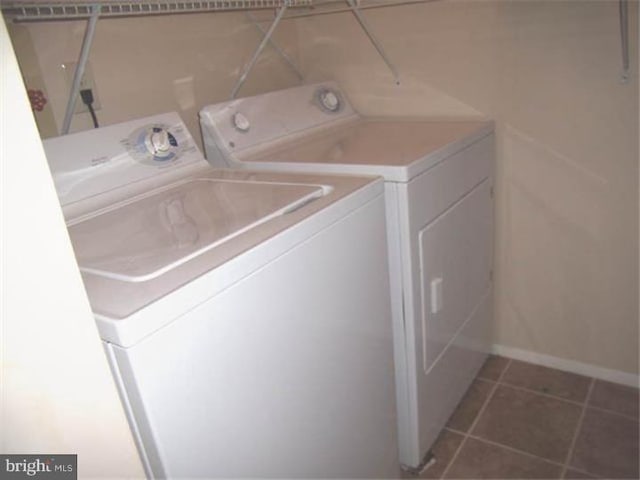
[{"x1": 235, "y1": 118, "x2": 494, "y2": 182}]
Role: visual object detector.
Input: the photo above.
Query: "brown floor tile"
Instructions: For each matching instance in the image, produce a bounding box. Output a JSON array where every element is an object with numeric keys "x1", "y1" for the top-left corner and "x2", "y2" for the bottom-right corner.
[
  {"x1": 563, "y1": 468, "x2": 598, "y2": 479},
  {"x1": 569, "y1": 408, "x2": 639, "y2": 479},
  {"x1": 477, "y1": 355, "x2": 510, "y2": 381},
  {"x1": 501, "y1": 360, "x2": 591, "y2": 402},
  {"x1": 418, "y1": 429, "x2": 464, "y2": 479},
  {"x1": 443, "y1": 437, "x2": 562, "y2": 479},
  {"x1": 446, "y1": 379, "x2": 495, "y2": 433},
  {"x1": 588, "y1": 379, "x2": 639, "y2": 419},
  {"x1": 471, "y1": 385, "x2": 582, "y2": 462}
]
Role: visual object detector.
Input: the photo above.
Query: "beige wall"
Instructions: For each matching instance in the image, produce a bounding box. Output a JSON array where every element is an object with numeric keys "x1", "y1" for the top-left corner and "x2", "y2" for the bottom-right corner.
[
  {"x1": 6, "y1": 1, "x2": 638, "y2": 377},
  {"x1": 295, "y1": 0, "x2": 639, "y2": 375},
  {"x1": 7, "y1": 11, "x2": 302, "y2": 147}
]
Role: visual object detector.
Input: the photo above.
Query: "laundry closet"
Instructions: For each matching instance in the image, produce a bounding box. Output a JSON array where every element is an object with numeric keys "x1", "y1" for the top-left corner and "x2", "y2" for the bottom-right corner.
[{"x1": 2, "y1": 1, "x2": 638, "y2": 478}]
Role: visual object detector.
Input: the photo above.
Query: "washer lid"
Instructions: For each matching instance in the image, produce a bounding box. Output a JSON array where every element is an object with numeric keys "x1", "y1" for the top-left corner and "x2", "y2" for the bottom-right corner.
[{"x1": 69, "y1": 178, "x2": 324, "y2": 282}]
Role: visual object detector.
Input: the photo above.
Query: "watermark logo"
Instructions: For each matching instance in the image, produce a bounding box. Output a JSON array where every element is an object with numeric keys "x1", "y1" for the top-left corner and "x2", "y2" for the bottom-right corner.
[{"x1": 1, "y1": 455, "x2": 76, "y2": 479}]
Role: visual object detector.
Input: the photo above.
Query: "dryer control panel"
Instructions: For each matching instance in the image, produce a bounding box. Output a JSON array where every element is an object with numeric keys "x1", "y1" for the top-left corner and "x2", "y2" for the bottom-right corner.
[
  {"x1": 199, "y1": 82, "x2": 358, "y2": 166},
  {"x1": 44, "y1": 112, "x2": 210, "y2": 221}
]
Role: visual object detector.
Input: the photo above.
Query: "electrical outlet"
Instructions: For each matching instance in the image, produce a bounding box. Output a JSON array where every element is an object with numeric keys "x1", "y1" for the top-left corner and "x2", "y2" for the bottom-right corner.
[{"x1": 62, "y1": 61, "x2": 101, "y2": 114}]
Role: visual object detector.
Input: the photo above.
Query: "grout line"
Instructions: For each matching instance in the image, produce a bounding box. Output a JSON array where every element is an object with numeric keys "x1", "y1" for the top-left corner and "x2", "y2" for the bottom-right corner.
[
  {"x1": 442, "y1": 360, "x2": 628, "y2": 479},
  {"x1": 449, "y1": 428, "x2": 607, "y2": 477},
  {"x1": 464, "y1": 433, "x2": 566, "y2": 468},
  {"x1": 495, "y1": 359, "x2": 639, "y2": 421},
  {"x1": 494, "y1": 382, "x2": 587, "y2": 408},
  {"x1": 438, "y1": 425, "x2": 467, "y2": 477},
  {"x1": 562, "y1": 465, "x2": 598, "y2": 478},
  {"x1": 473, "y1": 376, "x2": 497, "y2": 385},
  {"x1": 440, "y1": 358, "x2": 512, "y2": 479},
  {"x1": 560, "y1": 378, "x2": 595, "y2": 478},
  {"x1": 443, "y1": 426, "x2": 467, "y2": 436},
  {"x1": 583, "y1": 404, "x2": 640, "y2": 423}
]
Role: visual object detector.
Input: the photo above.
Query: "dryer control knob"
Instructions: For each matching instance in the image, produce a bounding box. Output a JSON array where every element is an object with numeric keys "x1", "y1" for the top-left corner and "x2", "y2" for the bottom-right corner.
[
  {"x1": 232, "y1": 112, "x2": 250, "y2": 132},
  {"x1": 315, "y1": 87, "x2": 342, "y2": 113},
  {"x1": 321, "y1": 91, "x2": 340, "y2": 111}
]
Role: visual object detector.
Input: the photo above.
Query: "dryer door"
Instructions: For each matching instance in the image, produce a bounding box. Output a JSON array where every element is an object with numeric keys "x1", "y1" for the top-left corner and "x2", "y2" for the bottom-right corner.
[
  {"x1": 419, "y1": 180, "x2": 493, "y2": 375},
  {"x1": 415, "y1": 178, "x2": 493, "y2": 460}
]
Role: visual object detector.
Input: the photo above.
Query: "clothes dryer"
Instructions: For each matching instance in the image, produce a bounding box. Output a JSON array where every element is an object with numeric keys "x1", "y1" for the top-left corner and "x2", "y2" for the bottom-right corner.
[
  {"x1": 200, "y1": 85, "x2": 494, "y2": 469},
  {"x1": 44, "y1": 112, "x2": 399, "y2": 478}
]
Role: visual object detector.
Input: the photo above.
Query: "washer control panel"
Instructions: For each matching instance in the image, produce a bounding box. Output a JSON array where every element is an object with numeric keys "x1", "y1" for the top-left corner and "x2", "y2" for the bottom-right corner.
[
  {"x1": 44, "y1": 112, "x2": 209, "y2": 216},
  {"x1": 123, "y1": 122, "x2": 186, "y2": 165}
]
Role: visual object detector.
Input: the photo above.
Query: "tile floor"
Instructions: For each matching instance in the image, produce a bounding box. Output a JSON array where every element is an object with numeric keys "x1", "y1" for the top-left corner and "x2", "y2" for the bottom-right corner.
[{"x1": 410, "y1": 355, "x2": 639, "y2": 479}]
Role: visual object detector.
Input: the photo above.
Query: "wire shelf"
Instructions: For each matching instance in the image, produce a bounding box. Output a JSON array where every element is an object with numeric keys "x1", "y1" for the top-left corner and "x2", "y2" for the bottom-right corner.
[{"x1": 1, "y1": 1, "x2": 313, "y2": 21}]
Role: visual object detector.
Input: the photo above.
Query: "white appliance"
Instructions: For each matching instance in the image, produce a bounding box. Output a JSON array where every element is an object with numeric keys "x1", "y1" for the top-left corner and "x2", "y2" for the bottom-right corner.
[
  {"x1": 200, "y1": 84, "x2": 495, "y2": 470},
  {"x1": 43, "y1": 112, "x2": 399, "y2": 478}
]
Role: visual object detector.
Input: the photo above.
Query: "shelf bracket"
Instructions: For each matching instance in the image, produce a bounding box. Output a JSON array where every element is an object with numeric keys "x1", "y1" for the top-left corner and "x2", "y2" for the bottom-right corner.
[
  {"x1": 346, "y1": 0, "x2": 400, "y2": 85},
  {"x1": 619, "y1": 0, "x2": 629, "y2": 83},
  {"x1": 61, "y1": 3, "x2": 101, "y2": 134},
  {"x1": 231, "y1": 4, "x2": 289, "y2": 99},
  {"x1": 246, "y1": 11, "x2": 304, "y2": 81}
]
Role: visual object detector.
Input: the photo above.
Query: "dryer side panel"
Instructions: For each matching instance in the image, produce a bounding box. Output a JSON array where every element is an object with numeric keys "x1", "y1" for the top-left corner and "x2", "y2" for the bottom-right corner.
[{"x1": 399, "y1": 133, "x2": 494, "y2": 465}]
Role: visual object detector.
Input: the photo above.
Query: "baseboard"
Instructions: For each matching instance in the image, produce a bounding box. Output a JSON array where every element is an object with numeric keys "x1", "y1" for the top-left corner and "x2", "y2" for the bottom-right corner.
[{"x1": 491, "y1": 344, "x2": 639, "y2": 388}]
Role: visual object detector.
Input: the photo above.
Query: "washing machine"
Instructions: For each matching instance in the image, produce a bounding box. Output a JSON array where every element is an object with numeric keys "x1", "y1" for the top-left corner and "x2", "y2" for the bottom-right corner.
[
  {"x1": 43, "y1": 112, "x2": 399, "y2": 478},
  {"x1": 200, "y1": 84, "x2": 495, "y2": 470}
]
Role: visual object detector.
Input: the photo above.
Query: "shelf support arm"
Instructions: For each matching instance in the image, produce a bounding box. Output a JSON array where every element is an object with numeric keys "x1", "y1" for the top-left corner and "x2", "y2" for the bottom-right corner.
[
  {"x1": 346, "y1": 0, "x2": 400, "y2": 85},
  {"x1": 61, "y1": 3, "x2": 101, "y2": 134},
  {"x1": 231, "y1": 4, "x2": 289, "y2": 99},
  {"x1": 246, "y1": 11, "x2": 303, "y2": 82},
  {"x1": 619, "y1": 0, "x2": 629, "y2": 83}
]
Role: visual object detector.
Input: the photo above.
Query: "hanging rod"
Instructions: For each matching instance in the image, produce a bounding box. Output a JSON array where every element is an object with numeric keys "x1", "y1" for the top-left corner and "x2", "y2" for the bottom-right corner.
[
  {"x1": 246, "y1": 10, "x2": 304, "y2": 81},
  {"x1": 279, "y1": 0, "x2": 439, "y2": 20},
  {"x1": 61, "y1": 3, "x2": 100, "y2": 134},
  {"x1": 346, "y1": 0, "x2": 399, "y2": 84},
  {"x1": 1, "y1": 1, "x2": 312, "y2": 22},
  {"x1": 231, "y1": 4, "x2": 288, "y2": 98},
  {"x1": 230, "y1": 0, "x2": 402, "y2": 96},
  {"x1": 619, "y1": 0, "x2": 629, "y2": 83}
]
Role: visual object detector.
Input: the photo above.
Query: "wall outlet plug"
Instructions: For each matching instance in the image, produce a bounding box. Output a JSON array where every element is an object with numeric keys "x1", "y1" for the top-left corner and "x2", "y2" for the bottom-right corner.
[{"x1": 62, "y1": 61, "x2": 101, "y2": 114}]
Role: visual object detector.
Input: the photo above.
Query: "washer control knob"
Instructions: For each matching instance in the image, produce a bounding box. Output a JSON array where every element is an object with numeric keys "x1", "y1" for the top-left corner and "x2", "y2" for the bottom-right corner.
[
  {"x1": 232, "y1": 112, "x2": 250, "y2": 132},
  {"x1": 126, "y1": 123, "x2": 180, "y2": 164},
  {"x1": 145, "y1": 128, "x2": 173, "y2": 158}
]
